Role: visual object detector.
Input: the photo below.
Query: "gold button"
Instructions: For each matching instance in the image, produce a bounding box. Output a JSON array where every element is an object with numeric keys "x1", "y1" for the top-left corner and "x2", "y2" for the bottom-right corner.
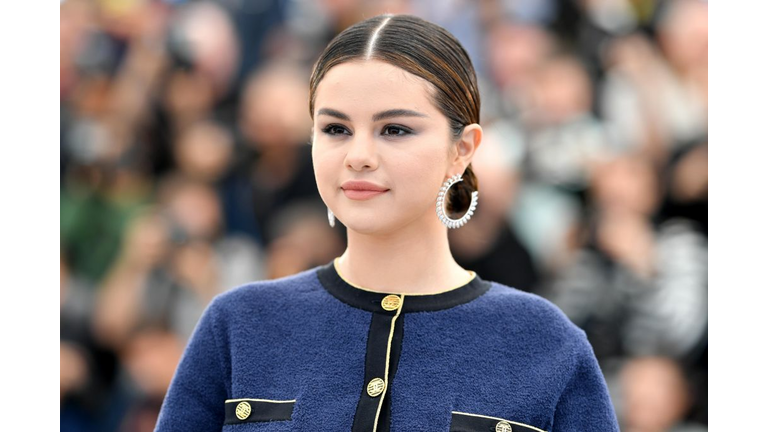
[
  {"x1": 367, "y1": 378, "x2": 386, "y2": 397},
  {"x1": 381, "y1": 295, "x2": 401, "y2": 311},
  {"x1": 495, "y1": 421, "x2": 512, "y2": 432},
  {"x1": 235, "y1": 401, "x2": 252, "y2": 420}
]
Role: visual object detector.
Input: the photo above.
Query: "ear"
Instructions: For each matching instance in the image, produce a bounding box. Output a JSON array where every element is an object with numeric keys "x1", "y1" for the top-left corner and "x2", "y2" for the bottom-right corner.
[{"x1": 449, "y1": 123, "x2": 482, "y2": 175}]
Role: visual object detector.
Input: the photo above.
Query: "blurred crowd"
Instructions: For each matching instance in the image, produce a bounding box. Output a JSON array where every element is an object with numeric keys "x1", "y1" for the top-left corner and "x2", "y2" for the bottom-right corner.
[{"x1": 60, "y1": 0, "x2": 708, "y2": 431}]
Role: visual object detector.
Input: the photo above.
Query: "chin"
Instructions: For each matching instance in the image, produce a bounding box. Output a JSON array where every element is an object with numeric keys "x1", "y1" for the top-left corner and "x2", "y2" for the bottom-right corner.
[
  {"x1": 341, "y1": 219, "x2": 387, "y2": 235},
  {"x1": 337, "y1": 213, "x2": 398, "y2": 236},
  {"x1": 343, "y1": 210, "x2": 433, "y2": 236}
]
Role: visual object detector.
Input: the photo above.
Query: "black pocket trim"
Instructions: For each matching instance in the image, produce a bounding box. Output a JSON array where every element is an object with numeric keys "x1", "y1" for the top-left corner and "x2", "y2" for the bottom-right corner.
[
  {"x1": 224, "y1": 398, "x2": 295, "y2": 424},
  {"x1": 450, "y1": 411, "x2": 547, "y2": 432}
]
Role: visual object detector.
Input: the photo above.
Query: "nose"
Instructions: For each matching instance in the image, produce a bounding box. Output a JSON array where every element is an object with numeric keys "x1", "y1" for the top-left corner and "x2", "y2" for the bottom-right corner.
[{"x1": 344, "y1": 134, "x2": 379, "y2": 172}]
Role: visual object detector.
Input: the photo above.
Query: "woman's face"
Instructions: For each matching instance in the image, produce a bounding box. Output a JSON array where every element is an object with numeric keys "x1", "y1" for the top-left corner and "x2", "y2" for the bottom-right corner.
[{"x1": 312, "y1": 60, "x2": 460, "y2": 235}]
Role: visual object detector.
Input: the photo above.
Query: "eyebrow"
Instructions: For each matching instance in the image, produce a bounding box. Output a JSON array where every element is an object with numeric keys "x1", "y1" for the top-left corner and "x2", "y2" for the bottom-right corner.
[
  {"x1": 317, "y1": 108, "x2": 350, "y2": 121},
  {"x1": 316, "y1": 108, "x2": 428, "y2": 122},
  {"x1": 373, "y1": 109, "x2": 429, "y2": 122}
]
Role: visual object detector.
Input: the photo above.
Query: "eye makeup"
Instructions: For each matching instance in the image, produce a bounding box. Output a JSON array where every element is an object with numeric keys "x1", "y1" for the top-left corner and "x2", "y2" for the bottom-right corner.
[
  {"x1": 320, "y1": 123, "x2": 416, "y2": 138},
  {"x1": 321, "y1": 124, "x2": 352, "y2": 136}
]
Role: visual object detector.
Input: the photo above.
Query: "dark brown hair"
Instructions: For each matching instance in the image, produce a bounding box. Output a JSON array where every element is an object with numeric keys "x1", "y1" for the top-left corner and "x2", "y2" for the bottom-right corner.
[{"x1": 309, "y1": 14, "x2": 480, "y2": 216}]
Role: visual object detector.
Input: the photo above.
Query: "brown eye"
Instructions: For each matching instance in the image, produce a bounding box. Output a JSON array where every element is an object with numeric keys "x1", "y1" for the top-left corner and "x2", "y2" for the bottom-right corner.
[
  {"x1": 322, "y1": 124, "x2": 351, "y2": 136},
  {"x1": 381, "y1": 125, "x2": 413, "y2": 137}
]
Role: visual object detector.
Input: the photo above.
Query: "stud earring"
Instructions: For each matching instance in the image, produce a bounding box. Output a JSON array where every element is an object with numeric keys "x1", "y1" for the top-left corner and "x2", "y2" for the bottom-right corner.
[
  {"x1": 436, "y1": 174, "x2": 478, "y2": 229},
  {"x1": 327, "y1": 207, "x2": 335, "y2": 228}
]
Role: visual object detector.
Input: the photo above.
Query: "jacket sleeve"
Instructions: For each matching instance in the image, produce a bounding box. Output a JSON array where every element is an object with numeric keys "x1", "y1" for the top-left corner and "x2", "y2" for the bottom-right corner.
[
  {"x1": 552, "y1": 332, "x2": 620, "y2": 432},
  {"x1": 154, "y1": 298, "x2": 229, "y2": 431}
]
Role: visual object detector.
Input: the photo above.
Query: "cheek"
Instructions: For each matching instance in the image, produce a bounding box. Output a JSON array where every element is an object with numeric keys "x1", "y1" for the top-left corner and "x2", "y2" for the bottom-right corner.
[
  {"x1": 311, "y1": 144, "x2": 338, "y2": 198},
  {"x1": 391, "y1": 152, "x2": 445, "y2": 206}
]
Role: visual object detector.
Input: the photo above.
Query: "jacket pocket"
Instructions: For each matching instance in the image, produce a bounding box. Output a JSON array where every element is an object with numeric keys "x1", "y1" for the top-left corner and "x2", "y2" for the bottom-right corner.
[
  {"x1": 224, "y1": 398, "x2": 296, "y2": 425},
  {"x1": 450, "y1": 411, "x2": 546, "y2": 432}
]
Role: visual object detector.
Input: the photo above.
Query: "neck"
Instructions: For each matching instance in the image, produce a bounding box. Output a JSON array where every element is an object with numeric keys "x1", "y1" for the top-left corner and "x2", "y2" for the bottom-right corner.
[{"x1": 336, "y1": 217, "x2": 472, "y2": 295}]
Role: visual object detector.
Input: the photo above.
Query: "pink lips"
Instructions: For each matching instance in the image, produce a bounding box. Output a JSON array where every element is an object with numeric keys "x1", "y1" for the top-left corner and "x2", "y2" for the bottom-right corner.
[{"x1": 340, "y1": 180, "x2": 389, "y2": 200}]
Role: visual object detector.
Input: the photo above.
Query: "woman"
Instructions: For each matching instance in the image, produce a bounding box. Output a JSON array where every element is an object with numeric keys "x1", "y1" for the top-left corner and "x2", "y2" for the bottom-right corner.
[{"x1": 155, "y1": 14, "x2": 619, "y2": 432}]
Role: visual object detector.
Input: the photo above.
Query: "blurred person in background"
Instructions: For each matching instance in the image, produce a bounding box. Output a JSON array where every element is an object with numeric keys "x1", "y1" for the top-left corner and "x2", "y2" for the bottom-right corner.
[
  {"x1": 94, "y1": 180, "x2": 264, "y2": 354},
  {"x1": 150, "y1": 0, "x2": 242, "y2": 176},
  {"x1": 599, "y1": 0, "x2": 707, "y2": 165},
  {"x1": 220, "y1": 62, "x2": 321, "y2": 244},
  {"x1": 510, "y1": 52, "x2": 613, "y2": 273},
  {"x1": 523, "y1": 52, "x2": 612, "y2": 192},
  {"x1": 544, "y1": 154, "x2": 707, "y2": 423},
  {"x1": 158, "y1": 176, "x2": 266, "y2": 292},
  {"x1": 61, "y1": 253, "x2": 125, "y2": 432},
  {"x1": 91, "y1": 205, "x2": 218, "y2": 432},
  {"x1": 84, "y1": 174, "x2": 264, "y2": 432},
  {"x1": 171, "y1": 120, "x2": 235, "y2": 184},
  {"x1": 482, "y1": 20, "x2": 555, "y2": 122},
  {"x1": 658, "y1": 136, "x2": 708, "y2": 236},
  {"x1": 618, "y1": 357, "x2": 706, "y2": 432},
  {"x1": 92, "y1": 208, "x2": 185, "y2": 355},
  {"x1": 168, "y1": 2, "x2": 240, "y2": 103},
  {"x1": 162, "y1": 1, "x2": 240, "y2": 122}
]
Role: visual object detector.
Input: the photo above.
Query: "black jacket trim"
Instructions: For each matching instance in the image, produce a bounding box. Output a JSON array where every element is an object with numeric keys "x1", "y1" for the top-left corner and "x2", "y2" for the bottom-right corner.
[
  {"x1": 450, "y1": 411, "x2": 547, "y2": 432},
  {"x1": 351, "y1": 313, "x2": 391, "y2": 431},
  {"x1": 316, "y1": 261, "x2": 491, "y2": 313},
  {"x1": 223, "y1": 399, "x2": 295, "y2": 424},
  {"x1": 350, "y1": 308, "x2": 405, "y2": 432}
]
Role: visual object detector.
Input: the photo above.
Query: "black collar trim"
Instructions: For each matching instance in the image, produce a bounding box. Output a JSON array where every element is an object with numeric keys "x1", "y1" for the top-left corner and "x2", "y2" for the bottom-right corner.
[{"x1": 316, "y1": 261, "x2": 491, "y2": 313}]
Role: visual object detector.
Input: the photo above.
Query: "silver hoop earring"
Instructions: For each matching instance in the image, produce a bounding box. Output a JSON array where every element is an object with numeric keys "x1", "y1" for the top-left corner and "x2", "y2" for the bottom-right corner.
[
  {"x1": 327, "y1": 207, "x2": 336, "y2": 228},
  {"x1": 436, "y1": 174, "x2": 478, "y2": 229}
]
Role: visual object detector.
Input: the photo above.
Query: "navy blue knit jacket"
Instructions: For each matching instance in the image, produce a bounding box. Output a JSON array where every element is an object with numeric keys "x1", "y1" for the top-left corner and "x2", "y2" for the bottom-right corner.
[{"x1": 154, "y1": 261, "x2": 619, "y2": 432}]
